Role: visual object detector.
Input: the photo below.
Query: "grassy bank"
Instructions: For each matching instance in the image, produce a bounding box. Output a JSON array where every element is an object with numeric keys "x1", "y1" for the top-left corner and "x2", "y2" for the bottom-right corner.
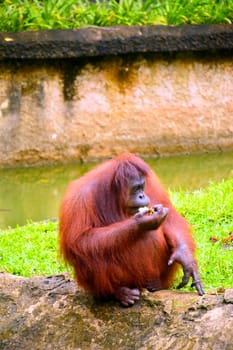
[
  {"x1": 0, "y1": 0, "x2": 232, "y2": 32},
  {"x1": 0, "y1": 178, "x2": 232, "y2": 292}
]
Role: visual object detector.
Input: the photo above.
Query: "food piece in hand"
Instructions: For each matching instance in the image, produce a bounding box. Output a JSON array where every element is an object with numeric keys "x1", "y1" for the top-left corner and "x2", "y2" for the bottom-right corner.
[{"x1": 138, "y1": 206, "x2": 155, "y2": 215}]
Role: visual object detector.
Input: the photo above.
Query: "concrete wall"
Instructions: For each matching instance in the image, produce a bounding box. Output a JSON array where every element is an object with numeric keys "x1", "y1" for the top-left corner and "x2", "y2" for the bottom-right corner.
[{"x1": 0, "y1": 25, "x2": 233, "y2": 167}]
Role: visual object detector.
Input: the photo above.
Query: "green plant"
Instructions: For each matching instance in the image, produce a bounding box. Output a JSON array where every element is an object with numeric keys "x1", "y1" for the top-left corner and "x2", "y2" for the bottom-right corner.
[{"x1": 0, "y1": 0, "x2": 232, "y2": 32}]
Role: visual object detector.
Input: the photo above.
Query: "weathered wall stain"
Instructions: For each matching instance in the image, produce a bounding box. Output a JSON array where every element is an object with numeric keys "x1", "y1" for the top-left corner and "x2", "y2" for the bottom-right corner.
[
  {"x1": 0, "y1": 25, "x2": 233, "y2": 167},
  {"x1": 0, "y1": 53, "x2": 233, "y2": 167}
]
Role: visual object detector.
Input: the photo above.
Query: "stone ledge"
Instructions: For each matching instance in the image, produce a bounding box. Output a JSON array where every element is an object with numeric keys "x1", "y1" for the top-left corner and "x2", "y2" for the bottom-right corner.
[
  {"x1": 0, "y1": 24, "x2": 233, "y2": 60},
  {"x1": 1, "y1": 273, "x2": 233, "y2": 350}
]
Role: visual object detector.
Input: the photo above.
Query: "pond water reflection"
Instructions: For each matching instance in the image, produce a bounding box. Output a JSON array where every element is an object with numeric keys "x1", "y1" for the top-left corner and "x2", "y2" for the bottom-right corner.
[{"x1": 0, "y1": 152, "x2": 232, "y2": 229}]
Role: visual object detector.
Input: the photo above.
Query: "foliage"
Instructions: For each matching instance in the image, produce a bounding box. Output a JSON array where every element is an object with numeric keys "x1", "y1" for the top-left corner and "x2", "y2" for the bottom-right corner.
[
  {"x1": 170, "y1": 179, "x2": 233, "y2": 291},
  {"x1": 0, "y1": 0, "x2": 232, "y2": 32},
  {"x1": 0, "y1": 220, "x2": 67, "y2": 276},
  {"x1": 0, "y1": 179, "x2": 232, "y2": 292}
]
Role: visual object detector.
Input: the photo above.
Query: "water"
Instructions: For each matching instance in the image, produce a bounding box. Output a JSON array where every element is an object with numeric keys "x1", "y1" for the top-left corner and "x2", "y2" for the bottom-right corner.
[{"x1": 0, "y1": 152, "x2": 232, "y2": 229}]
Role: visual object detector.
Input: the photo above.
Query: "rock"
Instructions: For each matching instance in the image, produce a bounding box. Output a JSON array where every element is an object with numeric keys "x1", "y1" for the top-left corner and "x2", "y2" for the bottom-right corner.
[
  {"x1": 1, "y1": 25, "x2": 233, "y2": 59},
  {"x1": 0, "y1": 272, "x2": 232, "y2": 350},
  {"x1": 224, "y1": 289, "x2": 233, "y2": 304}
]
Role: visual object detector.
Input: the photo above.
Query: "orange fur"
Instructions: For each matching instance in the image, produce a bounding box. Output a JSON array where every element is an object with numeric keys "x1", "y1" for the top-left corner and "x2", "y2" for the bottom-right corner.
[{"x1": 59, "y1": 153, "x2": 195, "y2": 298}]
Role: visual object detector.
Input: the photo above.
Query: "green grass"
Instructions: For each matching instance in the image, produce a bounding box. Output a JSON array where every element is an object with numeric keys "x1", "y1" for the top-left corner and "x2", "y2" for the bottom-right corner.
[
  {"x1": 0, "y1": 0, "x2": 232, "y2": 32},
  {"x1": 0, "y1": 179, "x2": 232, "y2": 292},
  {"x1": 170, "y1": 179, "x2": 233, "y2": 291},
  {"x1": 0, "y1": 220, "x2": 67, "y2": 276}
]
